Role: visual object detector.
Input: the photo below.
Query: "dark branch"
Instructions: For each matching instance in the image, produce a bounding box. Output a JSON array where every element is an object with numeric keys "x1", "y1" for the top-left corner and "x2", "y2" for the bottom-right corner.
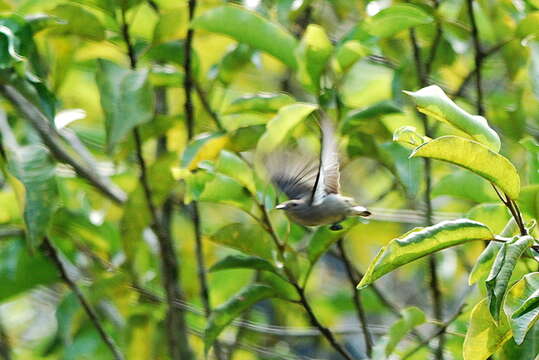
[
  {"x1": 336, "y1": 239, "x2": 373, "y2": 357},
  {"x1": 42, "y1": 237, "x2": 124, "y2": 360}
]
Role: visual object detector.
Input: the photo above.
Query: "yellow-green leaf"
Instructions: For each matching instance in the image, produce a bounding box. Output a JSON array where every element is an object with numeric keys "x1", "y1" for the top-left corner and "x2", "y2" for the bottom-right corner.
[
  {"x1": 404, "y1": 85, "x2": 500, "y2": 151},
  {"x1": 411, "y1": 136, "x2": 520, "y2": 199},
  {"x1": 463, "y1": 298, "x2": 512, "y2": 360},
  {"x1": 366, "y1": 4, "x2": 433, "y2": 38},
  {"x1": 256, "y1": 103, "x2": 317, "y2": 153},
  {"x1": 295, "y1": 24, "x2": 333, "y2": 93},
  {"x1": 358, "y1": 219, "x2": 493, "y2": 289},
  {"x1": 191, "y1": 5, "x2": 298, "y2": 69},
  {"x1": 215, "y1": 150, "x2": 256, "y2": 194}
]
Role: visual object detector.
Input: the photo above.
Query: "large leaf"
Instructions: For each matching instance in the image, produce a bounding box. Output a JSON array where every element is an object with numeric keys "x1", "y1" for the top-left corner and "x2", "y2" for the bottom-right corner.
[
  {"x1": 0, "y1": 238, "x2": 58, "y2": 301},
  {"x1": 256, "y1": 103, "x2": 317, "y2": 153},
  {"x1": 191, "y1": 5, "x2": 298, "y2": 69},
  {"x1": 469, "y1": 241, "x2": 504, "y2": 285},
  {"x1": 366, "y1": 4, "x2": 433, "y2": 38},
  {"x1": 295, "y1": 24, "x2": 333, "y2": 93},
  {"x1": 331, "y1": 40, "x2": 367, "y2": 75},
  {"x1": 49, "y1": 4, "x2": 105, "y2": 41},
  {"x1": 7, "y1": 146, "x2": 59, "y2": 249},
  {"x1": 95, "y1": 59, "x2": 154, "y2": 152},
  {"x1": 341, "y1": 100, "x2": 402, "y2": 133},
  {"x1": 204, "y1": 283, "x2": 275, "y2": 353},
  {"x1": 0, "y1": 14, "x2": 30, "y2": 68},
  {"x1": 486, "y1": 236, "x2": 534, "y2": 320},
  {"x1": 463, "y1": 298, "x2": 512, "y2": 360},
  {"x1": 209, "y1": 222, "x2": 275, "y2": 261},
  {"x1": 404, "y1": 85, "x2": 501, "y2": 151},
  {"x1": 504, "y1": 272, "x2": 539, "y2": 344},
  {"x1": 181, "y1": 132, "x2": 228, "y2": 170},
  {"x1": 216, "y1": 43, "x2": 254, "y2": 84},
  {"x1": 358, "y1": 219, "x2": 493, "y2": 289},
  {"x1": 378, "y1": 142, "x2": 423, "y2": 198},
  {"x1": 411, "y1": 136, "x2": 520, "y2": 199}
]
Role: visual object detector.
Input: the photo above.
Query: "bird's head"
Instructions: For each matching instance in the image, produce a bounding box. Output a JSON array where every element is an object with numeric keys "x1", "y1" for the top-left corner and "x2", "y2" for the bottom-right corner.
[{"x1": 275, "y1": 199, "x2": 306, "y2": 212}]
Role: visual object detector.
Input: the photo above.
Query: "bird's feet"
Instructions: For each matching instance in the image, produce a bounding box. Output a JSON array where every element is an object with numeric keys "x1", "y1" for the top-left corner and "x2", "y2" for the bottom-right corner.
[{"x1": 330, "y1": 223, "x2": 343, "y2": 231}]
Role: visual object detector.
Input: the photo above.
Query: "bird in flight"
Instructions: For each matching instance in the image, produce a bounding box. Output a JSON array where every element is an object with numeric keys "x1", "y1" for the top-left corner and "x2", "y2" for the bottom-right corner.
[{"x1": 266, "y1": 115, "x2": 371, "y2": 231}]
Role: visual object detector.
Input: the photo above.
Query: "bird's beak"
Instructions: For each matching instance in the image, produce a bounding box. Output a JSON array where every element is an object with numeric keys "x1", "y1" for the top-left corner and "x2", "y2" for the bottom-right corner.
[{"x1": 275, "y1": 203, "x2": 287, "y2": 210}]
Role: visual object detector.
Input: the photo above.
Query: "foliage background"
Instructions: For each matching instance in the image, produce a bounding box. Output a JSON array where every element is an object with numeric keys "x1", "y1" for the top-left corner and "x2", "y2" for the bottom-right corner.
[{"x1": 0, "y1": 0, "x2": 538, "y2": 359}]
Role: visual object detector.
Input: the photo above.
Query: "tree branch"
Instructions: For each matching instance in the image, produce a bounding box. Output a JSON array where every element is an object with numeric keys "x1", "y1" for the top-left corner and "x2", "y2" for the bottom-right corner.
[
  {"x1": 0, "y1": 84, "x2": 127, "y2": 204},
  {"x1": 336, "y1": 239, "x2": 373, "y2": 357},
  {"x1": 466, "y1": 0, "x2": 485, "y2": 116},
  {"x1": 41, "y1": 237, "x2": 124, "y2": 360},
  {"x1": 119, "y1": 9, "x2": 192, "y2": 360},
  {"x1": 409, "y1": 23, "x2": 445, "y2": 360}
]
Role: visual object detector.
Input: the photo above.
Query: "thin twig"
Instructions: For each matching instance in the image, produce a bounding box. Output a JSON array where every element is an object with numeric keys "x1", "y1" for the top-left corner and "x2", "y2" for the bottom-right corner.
[
  {"x1": 184, "y1": 0, "x2": 197, "y2": 139},
  {"x1": 41, "y1": 237, "x2": 124, "y2": 360},
  {"x1": 0, "y1": 84, "x2": 127, "y2": 204},
  {"x1": 336, "y1": 239, "x2": 373, "y2": 357},
  {"x1": 195, "y1": 81, "x2": 224, "y2": 131},
  {"x1": 119, "y1": 9, "x2": 192, "y2": 360}
]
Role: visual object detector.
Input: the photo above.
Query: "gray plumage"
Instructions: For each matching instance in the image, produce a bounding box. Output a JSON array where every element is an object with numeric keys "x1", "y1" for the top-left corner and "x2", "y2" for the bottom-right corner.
[{"x1": 265, "y1": 116, "x2": 371, "y2": 228}]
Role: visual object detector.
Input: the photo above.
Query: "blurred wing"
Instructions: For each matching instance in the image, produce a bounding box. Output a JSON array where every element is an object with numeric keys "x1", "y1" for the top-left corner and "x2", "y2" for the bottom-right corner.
[
  {"x1": 265, "y1": 151, "x2": 318, "y2": 200},
  {"x1": 311, "y1": 116, "x2": 340, "y2": 206}
]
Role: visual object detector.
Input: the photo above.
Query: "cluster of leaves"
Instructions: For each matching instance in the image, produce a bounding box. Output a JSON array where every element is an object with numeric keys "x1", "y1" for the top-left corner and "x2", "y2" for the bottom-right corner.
[{"x1": 0, "y1": 0, "x2": 538, "y2": 359}]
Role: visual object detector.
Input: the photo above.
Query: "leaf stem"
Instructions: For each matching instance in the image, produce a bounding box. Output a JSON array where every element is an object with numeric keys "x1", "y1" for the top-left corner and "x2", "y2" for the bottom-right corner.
[{"x1": 41, "y1": 237, "x2": 125, "y2": 360}]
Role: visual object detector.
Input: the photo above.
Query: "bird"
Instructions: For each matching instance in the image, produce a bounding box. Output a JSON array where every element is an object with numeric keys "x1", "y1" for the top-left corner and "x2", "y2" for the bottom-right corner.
[{"x1": 265, "y1": 115, "x2": 371, "y2": 231}]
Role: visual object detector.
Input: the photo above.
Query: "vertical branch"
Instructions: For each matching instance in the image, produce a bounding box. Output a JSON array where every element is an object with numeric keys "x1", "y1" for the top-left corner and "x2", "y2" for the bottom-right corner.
[
  {"x1": 336, "y1": 240, "x2": 373, "y2": 357},
  {"x1": 409, "y1": 22, "x2": 445, "y2": 360},
  {"x1": 120, "y1": 9, "x2": 192, "y2": 360},
  {"x1": 182, "y1": 1, "x2": 224, "y2": 359},
  {"x1": 184, "y1": 0, "x2": 197, "y2": 139},
  {"x1": 466, "y1": 0, "x2": 485, "y2": 116},
  {"x1": 42, "y1": 237, "x2": 124, "y2": 360}
]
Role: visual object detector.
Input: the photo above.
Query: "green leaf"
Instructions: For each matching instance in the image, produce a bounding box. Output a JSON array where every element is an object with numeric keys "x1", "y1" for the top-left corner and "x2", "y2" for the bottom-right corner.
[
  {"x1": 227, "y1": 125, "x2": 265, "y2": 152},
  {"x1": 8, "y1": 146, "x2": 59, "y2": 249},
  {"x1": 463, "y1": 298, "x2": 512, "y2": 360},
  {"x1": 466, "y1": 203, "x2": 510, "y2": 235},
  {"x1": 469, "y1": 241, "x2": 504, "y2": 285},
  {"x1": 49, "y1": 3, "x2": 105, "y2": 41},
  {"x1": 181, "y1": 132, "x2": 228, "y2": 170},
  {"x1": 152, "y1": 7, "x2": 187, "y2": 44},
  {"x1": 366, "y1": 4, "x2": 433, "y2": 38},
  {"x1": 504, "y1": 272, "x2": 539, "y2": 344},
  {"x1": 95, "y1": 59, "x2": 154, "y2": 152},
  {"x1": 517, "y1": 13, "x2": 539, "y2": 39},
  {"x1": 520, "y1": 137, "x2": 539, "y2": 184},
  {"x1": 486, "y1": 236, "x2": 534, "y2": 320},
  {"x1": 295, "y1": 24, "x2": 333, "y2": 92},
  {"x1": 529, "y1": 42, "x2": 539, "y2": 101},
  {"x1": 411, "y1": 136, "x2": 520, "y2": 200},
  {"x1": 358, "y1": 219, "x2": 493, "y2": 289},
  {"x1": 378, "y1": 142, "x2": 423, "y2": 198},
  {"x1": 307, "y1": 218, "x2": 358, "y2": 265},
  {"x1": 331, "y1": 40, "x2": 367, "y2": 75},
  {"x1": 0, "y1": 15, "x2": 29, "y2": 68},
  {"x1": 216, "y1": 43, "x2": 254, "y2": 84},
  {"x1": 404, "y1": 85, "x2": 501, "y2": 151},
  {"x1": 341, "y1": 100, "x2": 402, "y2": 133},
  {"x1": 209, "y1": 222, "x2": 275, "y2": 261},
  {"x1": 215, "y1": 150, "x2": 256, "y2": 194},
  {"x1": 204, "y1": 283, "x2": 275, "y2": 353},
  {"x1": 224, "y1": 93, "x2": 295, "y2": 114},
  {"x1": 256, "y1": 103, "x2": 317, "y2": 153},
  {"x1": 432, "y1": 170, "x2": 497, "y2": 203},
  {"x1": 0, "y1": 237, "x2": 58, "y2": 301},
  {"x1": 373, "y1": 307, "x2": 426, "y2": 357},
  {"x1": 516, "y1": 185, "x2": 539, "y2": 219},
  {"x1": 191, "y1": 5, "x2": 298, "y2": 69},
  {"x1": 199, "y1": 173, "x2": 253, "y2": 212},
  {"x1": 209, "y1": 254, "x2": 282, "y2": 277}
]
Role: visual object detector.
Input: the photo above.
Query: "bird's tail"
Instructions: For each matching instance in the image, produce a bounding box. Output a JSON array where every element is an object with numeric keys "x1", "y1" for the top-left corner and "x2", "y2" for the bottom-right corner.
[{"x1": 350, "y1": 205, "x2": 371, "y2": 217}]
